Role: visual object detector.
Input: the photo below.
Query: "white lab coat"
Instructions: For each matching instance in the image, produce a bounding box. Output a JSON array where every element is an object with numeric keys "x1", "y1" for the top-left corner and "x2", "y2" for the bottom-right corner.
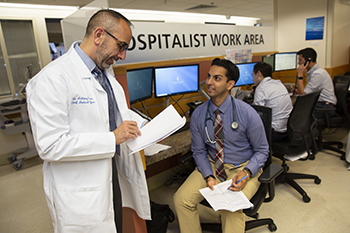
[{"x1": 26, "y1": 42, "x2": 151, "y2": 233}]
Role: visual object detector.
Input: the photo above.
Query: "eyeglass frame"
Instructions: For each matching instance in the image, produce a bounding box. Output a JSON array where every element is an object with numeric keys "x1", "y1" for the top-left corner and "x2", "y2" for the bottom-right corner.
[{"x1": 103, "y1": 29, "x2": 129, "y2": 52}]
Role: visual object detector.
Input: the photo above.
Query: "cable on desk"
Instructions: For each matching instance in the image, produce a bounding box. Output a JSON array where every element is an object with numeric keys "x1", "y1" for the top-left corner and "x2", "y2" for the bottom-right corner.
[{"x1": 169, "y1": 95, "x2": 186, "y2": 116}]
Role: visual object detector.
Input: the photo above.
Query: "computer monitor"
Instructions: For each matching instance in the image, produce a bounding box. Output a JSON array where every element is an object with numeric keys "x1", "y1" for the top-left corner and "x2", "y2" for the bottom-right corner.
[
  {"x1": 274, "y1": 52, "x2": 297, "y2": 72},
  {"x1": 154, "y1": 64, "x2": 199, "y2": 98},
  {"x1": 126, "y1": 67, "x2": 154, "y2": 104},
  {"x1": 262, "y1": 54, "x2": 275, "y2": 72},
  {"x1": 235, "y1": 62, "x2": 257, "y2": 87}
]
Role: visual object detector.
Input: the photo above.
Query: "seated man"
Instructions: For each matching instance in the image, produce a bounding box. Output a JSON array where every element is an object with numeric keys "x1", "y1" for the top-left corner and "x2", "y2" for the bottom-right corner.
[
  {"x1": 294, "y1": 47, "x2": 337, "y2": 119},
  {"x1": 173, "y1": 58, "x2": 269, "y2": 233},
  {"x1": 252, "y1": 62, "x2": 293, "y2": 142}
]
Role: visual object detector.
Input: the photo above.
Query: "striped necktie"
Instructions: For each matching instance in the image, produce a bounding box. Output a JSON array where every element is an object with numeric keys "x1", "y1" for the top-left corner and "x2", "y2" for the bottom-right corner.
[
  {"x1": 92, "y1": 67, "x2": 120, "y2": 155},
  {"x1": 214, "y1": 109, "x2": 227, "y2": 182}
]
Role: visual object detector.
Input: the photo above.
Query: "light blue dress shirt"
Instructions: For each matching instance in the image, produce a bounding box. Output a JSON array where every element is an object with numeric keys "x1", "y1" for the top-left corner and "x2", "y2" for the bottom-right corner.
[
  {"x1": 253, "y1": 77, "x2": 293, "y2": 133},
  {"x1": 190, "y1": 94, "x2": 269, "y2": 178},
  {"x1": 305, "y1": 63, "x2": 337, "y2": 105}
]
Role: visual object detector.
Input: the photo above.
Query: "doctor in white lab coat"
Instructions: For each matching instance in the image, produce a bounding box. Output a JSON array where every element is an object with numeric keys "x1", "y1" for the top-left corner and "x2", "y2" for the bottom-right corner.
[{"x1": 26, "y1": 10, "x2": 150, "y2": 233}]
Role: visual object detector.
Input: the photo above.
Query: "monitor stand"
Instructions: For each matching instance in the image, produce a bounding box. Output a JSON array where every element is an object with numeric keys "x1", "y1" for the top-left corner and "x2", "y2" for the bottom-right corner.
[
  {"x1": 131, "y1": 105, "x2": 152, "y2": 121},
  {"x1": 165, "y1": 97, "x2": 170, "y2": 107}
]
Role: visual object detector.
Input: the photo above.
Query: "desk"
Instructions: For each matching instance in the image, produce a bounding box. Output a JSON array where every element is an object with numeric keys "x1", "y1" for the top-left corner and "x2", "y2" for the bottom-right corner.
[{"x1": 145, "y1": 129, "x2": 191, "y2": 166}]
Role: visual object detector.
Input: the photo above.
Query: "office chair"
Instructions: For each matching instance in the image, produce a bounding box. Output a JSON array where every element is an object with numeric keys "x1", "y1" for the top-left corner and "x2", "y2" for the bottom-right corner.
[
  {"x1": 182, "y1": 105, "x2": 283, "y2": 232},
  {"x1": 315, "y1": 75, "x2": 350, "y2": 160},
  {"x1": 272, "y1": 90, "x2": 322, "y2": 203}
]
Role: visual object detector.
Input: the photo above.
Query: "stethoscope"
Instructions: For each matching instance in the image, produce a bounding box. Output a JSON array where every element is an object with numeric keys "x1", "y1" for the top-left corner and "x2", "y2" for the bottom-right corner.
[{"x1": 205, "y1": 96, "x2": 238, "y2": 144}]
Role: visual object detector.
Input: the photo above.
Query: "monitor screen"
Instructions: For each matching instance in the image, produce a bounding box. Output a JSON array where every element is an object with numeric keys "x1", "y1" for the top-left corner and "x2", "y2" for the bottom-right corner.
[
  {"x1": 235, "y1": 62, "x2": 257, "y2": 87},
  {"x1": 154, "y1": 64, "x2": 199, "y2": 98},
  {"x1": 262, "y1": 54, "x2": 275, "y2": 72},
  {"x1": 274, "y1": 52, "x2": 297, "y2": 71},
  {"x1": 126, "y1": 67, "x2": 154, "y2": 104}
]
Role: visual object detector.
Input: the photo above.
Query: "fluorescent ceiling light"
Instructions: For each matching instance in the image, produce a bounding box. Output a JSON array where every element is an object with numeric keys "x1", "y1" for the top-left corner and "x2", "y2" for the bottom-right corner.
[
  {"x1": 0, "y1": 2, "x2": 78, "y2": 10},
  {"x1": 115, "y1": 8, "x2": 260, "y2": 25}
]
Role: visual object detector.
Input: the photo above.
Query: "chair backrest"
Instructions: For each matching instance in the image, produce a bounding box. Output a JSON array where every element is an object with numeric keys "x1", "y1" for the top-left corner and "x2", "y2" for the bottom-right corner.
[
  {"x1": 288, "y1": 90, "x2": 321, "y2": 146},
  {"x1": 251, "y1": 105, "x2": 272, "y2": 168},
  {"x1": 333, "y1": 75, "x2": 350, "y2": 116}
]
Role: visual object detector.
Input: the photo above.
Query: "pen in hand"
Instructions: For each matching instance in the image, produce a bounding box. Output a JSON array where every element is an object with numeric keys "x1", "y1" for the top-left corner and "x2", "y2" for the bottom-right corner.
[{"x1": 227, "y1": 174, "x2": 249, "y2": 190}]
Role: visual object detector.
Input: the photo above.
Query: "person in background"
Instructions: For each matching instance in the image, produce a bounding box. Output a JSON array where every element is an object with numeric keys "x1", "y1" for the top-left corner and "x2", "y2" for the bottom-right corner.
[
  {"x1": 26, "y1": 9, "x2": 150, "y2": 233},
  {"x1": 294, "y1": 47, "x2": 337, "y2": 119},
  {"x1": 173, "y1": 58, "x2": 269, "y2": 233},
  {"x1": 252, "y1": 62, "x2": 293, "y2": 141}
]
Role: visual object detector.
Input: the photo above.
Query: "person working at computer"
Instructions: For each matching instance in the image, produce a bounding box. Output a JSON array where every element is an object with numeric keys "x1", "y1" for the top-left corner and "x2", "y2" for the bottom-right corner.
[
  {"x1": 293, "y1": 47, "x2": 337, "y2": 119},
  {"x1": 26, "y1": 10, "x2": 150, "y2": 233},
  {"x1": 252, "y1": 62, "x2": 293, "y2": 142},
  {"x1": 173, "y1": 58, "x2": 269, "y2": 233}
]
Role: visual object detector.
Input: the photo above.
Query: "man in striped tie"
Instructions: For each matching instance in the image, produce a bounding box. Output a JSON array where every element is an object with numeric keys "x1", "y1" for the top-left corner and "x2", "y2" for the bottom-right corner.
[{"x1": 174, "y1": 58, "x2": 269, "y2": 233}]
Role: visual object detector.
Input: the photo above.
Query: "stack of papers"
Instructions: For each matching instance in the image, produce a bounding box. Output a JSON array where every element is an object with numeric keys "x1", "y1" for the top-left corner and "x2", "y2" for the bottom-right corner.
[
  {"x1": 199, "y1": 180, "x2": 253, "y2": 212},
  {"x1": 284, "y1": 151, "x2": 308, "y2": 161},
  {"x1": 126, "y1": 105, "x2": 186, "y2": 155}
]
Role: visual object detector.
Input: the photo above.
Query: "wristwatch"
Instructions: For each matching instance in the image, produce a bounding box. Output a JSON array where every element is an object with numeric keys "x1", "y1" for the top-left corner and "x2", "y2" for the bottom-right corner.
[
  {"x1": 205, "y1": 175, "x2": 215, "y2": 182},
  {"x1": 298, "y1": 76, "x2": 304, "y2": 80},
  {"x1": 243, "y1": 168, "x2": 252, "y2": 178}
]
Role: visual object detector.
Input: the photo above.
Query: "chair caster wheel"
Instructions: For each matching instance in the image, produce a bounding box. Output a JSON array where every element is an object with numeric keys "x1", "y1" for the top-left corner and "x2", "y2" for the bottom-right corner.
[
  {"x1": 7, "y1": 154, "x2": 17, "y2": 163},
  {"x1": 268, "y1": 223, "x2": 277, "y2": 232},
  {"x1": 13, "y1": 161, "x2": 23, "y2": 171},
  {"x1": 338, "y1": 144, "x2": 343, "y2": 149},
  {"x1": 302, "y1": 194, "x2": 311, "y2": 203},
  {"x1": 314, "y1": 177, "x2": 321, "y2": 184},
  {"x1": 340, "y1": 154, "x2": 345, "y2": 160}
]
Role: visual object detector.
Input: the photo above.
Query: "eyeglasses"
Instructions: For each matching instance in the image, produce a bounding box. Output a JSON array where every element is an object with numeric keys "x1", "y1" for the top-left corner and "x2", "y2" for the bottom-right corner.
[{"x1": 104, "y1": 29, "x2": 128, "y2": 52}]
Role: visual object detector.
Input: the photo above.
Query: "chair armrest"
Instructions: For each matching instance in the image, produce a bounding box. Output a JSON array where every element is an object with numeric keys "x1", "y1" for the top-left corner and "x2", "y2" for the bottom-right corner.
[
  {"x1": 258, "y1": 163, "x2": 283, "y2": 183},
  {"x1": 315, "y1": 107, "x2": 335, "y2": 128},
  {"x1": 314, "y1": 106, "x2": 336, "y2": 112},
  {"x1": 178, "y1": 151, "x2": 193, "y2": 165}
]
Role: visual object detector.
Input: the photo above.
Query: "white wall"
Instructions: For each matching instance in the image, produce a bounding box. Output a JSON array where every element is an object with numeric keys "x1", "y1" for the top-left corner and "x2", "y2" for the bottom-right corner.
[
  {"x1": 331, "y1": 0, "x2": 350, "y2": 67},
  {"x1": 275, "y1": 0, "x2": 329, "y2": 67},
  {"x1": 276, "y1": 0, "x2": 350, "y2": 69}
]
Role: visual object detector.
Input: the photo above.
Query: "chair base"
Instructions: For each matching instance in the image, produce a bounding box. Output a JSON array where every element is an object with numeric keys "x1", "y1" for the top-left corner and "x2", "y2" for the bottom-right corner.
[
  {"x1": 201, "y1": 218, "x2": 277, "y2": 232},
  {"x1": 321, "y1": 142, "x2": 345, "y2": 160},
  {"x1": 277, "y1": 172, "x2": 321, "y2": 203}
]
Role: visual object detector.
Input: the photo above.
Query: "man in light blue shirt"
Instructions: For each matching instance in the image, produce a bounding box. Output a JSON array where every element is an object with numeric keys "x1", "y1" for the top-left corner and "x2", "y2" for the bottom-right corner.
[
  {"x1": 295, "y1": 47, "x2": 337, "y2": 118},
  {"x1": 253, "y1": 62, "x2": 293, "y2": 141},
  {"x1": 174, "y1": 58, "x2": 269, "y2": 233}
]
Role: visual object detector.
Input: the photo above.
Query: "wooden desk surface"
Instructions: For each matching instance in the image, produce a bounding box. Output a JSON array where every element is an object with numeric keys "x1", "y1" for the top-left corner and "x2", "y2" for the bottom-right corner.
[{"x1": 145, "y1": 129, "x2": 191, "y2": 166}]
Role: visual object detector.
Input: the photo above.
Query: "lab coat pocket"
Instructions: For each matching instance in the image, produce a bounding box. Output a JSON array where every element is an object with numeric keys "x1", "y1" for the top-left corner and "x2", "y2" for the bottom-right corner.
[{"x1": 55, "y1": 185, "x2": 102, "y2": 226}]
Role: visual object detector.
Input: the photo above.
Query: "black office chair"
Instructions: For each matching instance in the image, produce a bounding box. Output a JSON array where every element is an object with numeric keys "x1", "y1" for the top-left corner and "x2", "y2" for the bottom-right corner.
[
  {"x1": 192, "y1": 105, "x2": 283, "y2": 232},
  {"x1": 316, "y1": 75, "x2": 350, "y2": 160},
  {"x1": 272, "y1": 90, "x2": 322, "y2": 203}
]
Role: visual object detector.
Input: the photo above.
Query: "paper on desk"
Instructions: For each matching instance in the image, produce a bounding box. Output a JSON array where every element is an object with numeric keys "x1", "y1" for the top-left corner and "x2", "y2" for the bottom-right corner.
[
  {"x1": 199, "y1": 180, "x2": 253, "y2": 212},
  {"x1": 126, "y1": 105, "x2": 186, "y2": 155},
  {"x1": 144, "y1": 143, "x2": 171, "y2": 156}
]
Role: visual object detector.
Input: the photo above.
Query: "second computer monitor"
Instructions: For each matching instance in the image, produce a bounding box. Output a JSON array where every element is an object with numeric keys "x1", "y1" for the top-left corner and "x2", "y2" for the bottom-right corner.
[
  {"x1": 262, "y1": 54, "x2": 275, "y2": 72},
  {"x1": 274, "y1": 52, "x2": 297, "y2": 72},
  {"x1": 154, "y1": 64, "x2": 199, "y2": 98},
  {"x1": 235, "y1": 62, "x2": 257, "y2": 87},
  {"x1": 126, "y1": 67, "x2": 154, "y2": 104}
]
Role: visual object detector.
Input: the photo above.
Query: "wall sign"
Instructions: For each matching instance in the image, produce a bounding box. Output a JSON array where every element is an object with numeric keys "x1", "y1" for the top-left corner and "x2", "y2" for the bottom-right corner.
[{"x1": 118, "y1": 22, "x2": 275, "y2": 64}]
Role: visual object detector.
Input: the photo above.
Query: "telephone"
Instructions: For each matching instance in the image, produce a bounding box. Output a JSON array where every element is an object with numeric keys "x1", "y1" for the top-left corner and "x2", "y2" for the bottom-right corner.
[{"x1": 304, "y1": 58, "x2": 312, "y2": 66}]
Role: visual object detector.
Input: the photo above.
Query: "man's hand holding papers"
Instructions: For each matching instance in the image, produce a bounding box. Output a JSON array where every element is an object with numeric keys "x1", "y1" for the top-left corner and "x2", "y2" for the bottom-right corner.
[
  {"x1": 126, "y1": 105, "x2": 186, "y2": 155},
  {"x1": 199, "y1": 180, "x2": 253, "y2": 212}
]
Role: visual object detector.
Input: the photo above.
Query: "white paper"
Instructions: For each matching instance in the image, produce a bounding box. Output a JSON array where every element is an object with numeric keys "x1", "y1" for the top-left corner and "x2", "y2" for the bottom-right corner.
[
  {"x1": 144, "y1": 143, "x2": 171, "y2": 156},
  {"x1": 284, "y1": 151, "x2": 308, "y2": 161},
  {"x1": 199, "y1": 180, "x2": 253, "y2": 212},
  {"x1": 126, "y1": 105, "x2": 186, "y2": 155}
]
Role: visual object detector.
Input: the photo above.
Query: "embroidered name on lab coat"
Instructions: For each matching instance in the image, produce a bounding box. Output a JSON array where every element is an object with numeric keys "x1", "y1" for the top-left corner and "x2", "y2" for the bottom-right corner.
[{"x1": 71, "y1": 97, "x2": 95, "y2": 105}]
